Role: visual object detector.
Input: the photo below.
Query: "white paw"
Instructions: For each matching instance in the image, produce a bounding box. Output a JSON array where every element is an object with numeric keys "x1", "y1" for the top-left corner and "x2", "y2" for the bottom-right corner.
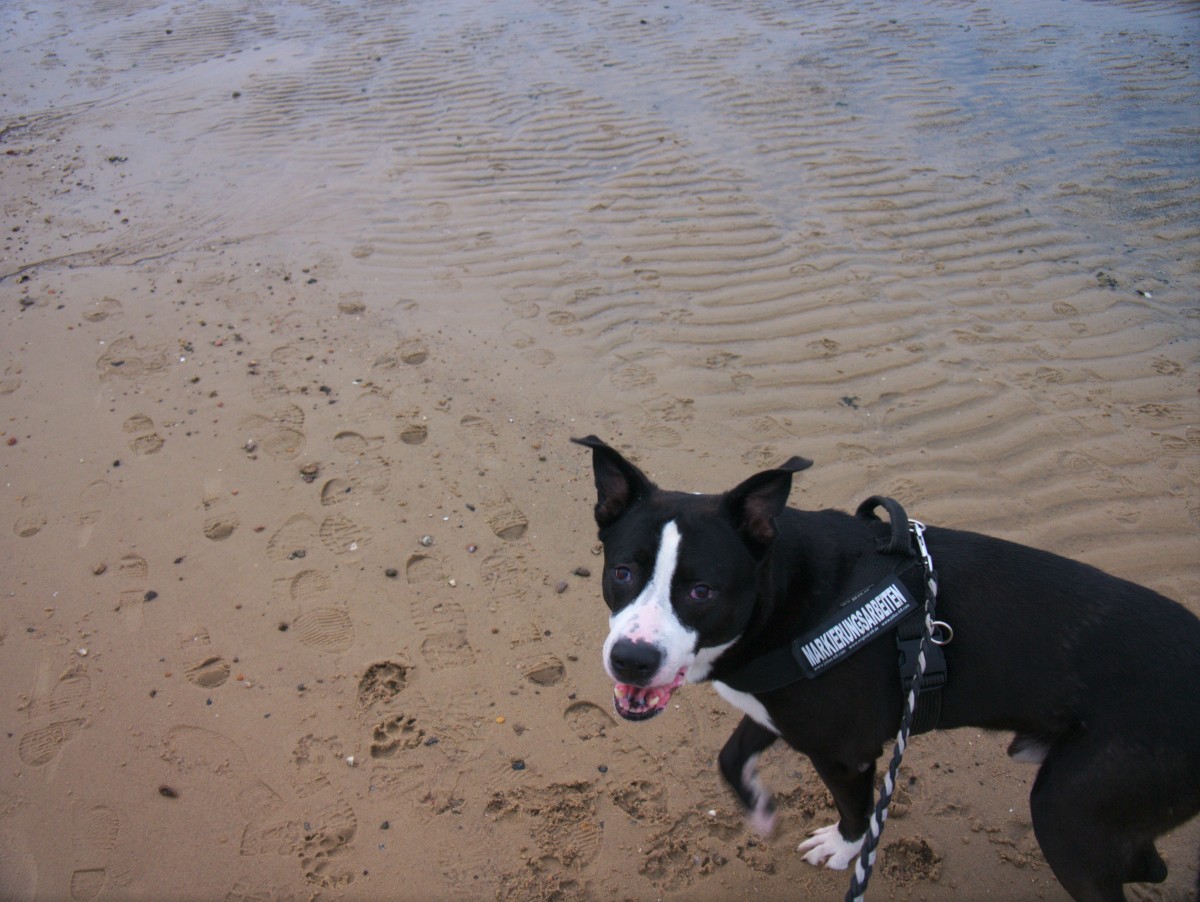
[
  {"x1": 797, "y1": 823, "x2": 864, "y2": 870},
  {"x1": 747, "y1": 802, "x2": 776, "y2": 837}
]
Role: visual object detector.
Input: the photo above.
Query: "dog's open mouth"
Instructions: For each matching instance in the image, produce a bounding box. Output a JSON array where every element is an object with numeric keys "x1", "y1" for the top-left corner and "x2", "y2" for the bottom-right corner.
[{"x1": 612, "y1": 669, "x2": 687, "y2": 721}]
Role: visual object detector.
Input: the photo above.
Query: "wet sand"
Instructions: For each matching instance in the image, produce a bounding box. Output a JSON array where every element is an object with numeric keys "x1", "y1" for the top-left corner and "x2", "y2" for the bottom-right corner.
[{"x1": 1, "y1": 0, "x2": 1198, "y2": 899}]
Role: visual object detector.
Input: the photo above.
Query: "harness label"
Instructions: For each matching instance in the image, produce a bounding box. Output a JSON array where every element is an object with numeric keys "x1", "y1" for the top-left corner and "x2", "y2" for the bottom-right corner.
[{"x1": 794, "y1": 578, "x2": 917, "y2": 677}]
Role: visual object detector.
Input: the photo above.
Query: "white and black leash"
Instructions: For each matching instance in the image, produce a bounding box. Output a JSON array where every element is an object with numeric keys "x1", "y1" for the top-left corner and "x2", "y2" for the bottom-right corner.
[{"x1": 844, "y1": 520, "x2": 951, "y2": 902}]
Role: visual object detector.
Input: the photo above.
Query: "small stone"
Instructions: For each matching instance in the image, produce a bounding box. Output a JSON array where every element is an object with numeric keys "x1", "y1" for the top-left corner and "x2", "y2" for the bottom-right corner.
[
  {"x1": 92, "y1": 562, "x2": 107, "y2": 576},
  {"x1": 554, "y1": 581, "x2": 569, "y2": 594},
  {"x1": 572, "y1": 566, "x2": 591, "y2": 578},
  {"x1": 385, "y1": 568, "x2": 399, "y2": 579},
  {"x1": 420, "y1": 535, "x2": 434, "y2": 547},
  {"x1": 511, "y1": 759, "x2": 526, "y2": 771}
]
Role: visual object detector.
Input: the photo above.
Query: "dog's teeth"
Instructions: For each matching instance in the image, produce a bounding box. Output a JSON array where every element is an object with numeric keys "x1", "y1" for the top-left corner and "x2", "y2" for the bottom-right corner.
[
  {"x1": 646, "y1": 692, "x2": 660, "y2": 708},
  {"x1": 614, "y1": 684, "x2": 629, "y2": 699}
]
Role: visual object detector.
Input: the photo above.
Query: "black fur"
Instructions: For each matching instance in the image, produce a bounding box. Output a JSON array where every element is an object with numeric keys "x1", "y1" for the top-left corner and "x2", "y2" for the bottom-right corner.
[{"x1": 574, "y1": 436, "x2": 1200, "y2": 902}]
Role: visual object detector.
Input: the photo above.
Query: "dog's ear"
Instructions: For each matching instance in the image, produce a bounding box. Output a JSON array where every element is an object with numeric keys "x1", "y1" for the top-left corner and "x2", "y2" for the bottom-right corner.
[
  {"x1": 722, "y1": 457, "x2": 812, "y2": 545},
  {"x1": 572, "y1": 436, "x2": 657, "y2": 528}
]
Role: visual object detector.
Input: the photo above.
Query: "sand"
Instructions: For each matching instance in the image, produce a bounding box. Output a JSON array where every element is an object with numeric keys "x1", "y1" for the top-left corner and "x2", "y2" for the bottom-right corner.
[{"x1": 1, "y1": 0, "x2": 1198, "y2": 899}]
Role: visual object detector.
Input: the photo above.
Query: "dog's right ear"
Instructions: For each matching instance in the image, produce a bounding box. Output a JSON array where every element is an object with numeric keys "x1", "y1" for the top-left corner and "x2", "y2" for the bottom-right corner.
[{"x1": 572, "y1": 436, "x2": 657, "y2": 528}]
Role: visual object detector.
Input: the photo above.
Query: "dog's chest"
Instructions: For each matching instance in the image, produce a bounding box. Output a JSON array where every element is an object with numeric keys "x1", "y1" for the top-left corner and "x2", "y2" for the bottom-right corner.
[{"x1": 712, "y1": 681, "x2": 779, "y2": 734}]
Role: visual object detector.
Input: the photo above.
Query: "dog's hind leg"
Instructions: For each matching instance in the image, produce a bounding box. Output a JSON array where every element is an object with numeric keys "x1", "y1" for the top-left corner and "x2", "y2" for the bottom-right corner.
[
  {"x1": 718, "y1": 716, "x2": 779, "y2": 835},
  {"x1": 1029, "y1": 733, "x2": 1172, "y2": 902}
]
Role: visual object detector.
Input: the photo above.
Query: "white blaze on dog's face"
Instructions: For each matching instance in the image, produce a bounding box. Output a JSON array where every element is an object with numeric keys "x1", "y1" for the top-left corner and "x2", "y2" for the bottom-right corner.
[
  {"x1": 602, "y1": 518, "x2": 747, "y2": 720},
  {"x1": 602, "y1": 521, "x2": 693, "y2": 719}
]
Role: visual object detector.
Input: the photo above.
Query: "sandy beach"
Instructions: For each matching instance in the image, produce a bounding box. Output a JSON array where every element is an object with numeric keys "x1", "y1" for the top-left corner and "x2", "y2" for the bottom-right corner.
[{"x1": 1, "y1": 0, "x2": 1198, "y2": 899}]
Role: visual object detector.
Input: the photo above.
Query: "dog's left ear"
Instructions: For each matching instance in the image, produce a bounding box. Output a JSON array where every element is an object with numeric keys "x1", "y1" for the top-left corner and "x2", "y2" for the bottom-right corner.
[
  {"x1": 572, "y1": 435, "x2": 658, "y2": 528},
  {"x1": 722, "y1": 456, "x2": 813, "y2": 545}
]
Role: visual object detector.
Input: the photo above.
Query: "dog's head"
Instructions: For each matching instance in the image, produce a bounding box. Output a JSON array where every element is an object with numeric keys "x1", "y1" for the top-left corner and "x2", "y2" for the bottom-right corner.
[{"x1": 573, "y1": 436, "x2": 812, "y2": 720}]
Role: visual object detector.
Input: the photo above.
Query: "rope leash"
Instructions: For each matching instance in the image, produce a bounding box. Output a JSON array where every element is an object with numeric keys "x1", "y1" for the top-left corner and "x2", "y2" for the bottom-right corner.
[{"x1": 844, "y1": 520, "x2": 944, "y2": 902}]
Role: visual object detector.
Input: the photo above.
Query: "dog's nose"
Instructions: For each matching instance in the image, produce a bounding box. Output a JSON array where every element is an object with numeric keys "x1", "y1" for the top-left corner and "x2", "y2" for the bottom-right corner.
[{"x1": 609, "y1": 638, "x2": 663, "y2": 685}]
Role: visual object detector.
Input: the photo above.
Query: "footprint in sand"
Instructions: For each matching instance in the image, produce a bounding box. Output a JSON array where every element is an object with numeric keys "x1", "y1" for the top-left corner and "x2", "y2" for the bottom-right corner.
[
  {"x1": 458, "y1": 413, "x2": 498, "y2": 455},
  {"x1": 478, "y1": 548, "x2": 528, "y2": 604},
  {"x1": 122, "y1": 413, "x2": 164, "y2": 456},
  {"x1": 266, "y1": 513, "x2": 320, "y2": 562},
  {"x1": 563, "y1": 701, "x2": 615, "y2": 741},
  {"x1": 319, "y1": 478, "x2": 354, "y2": 506},
  {"x1": 405, "y1": 552, "x2": 445, "y2": 585},
  {"x1": 323, "y1": 434, "x2": 392, "y2": 499},
  {"x1": 76, "y1": 479, "x2": 111, "y2": 549},
  {"x1": 68, "y1": 804, "x2": 120, "y2": 902},
  {"x1": 611, "y1": 363, "x2": 657, "y2": 391},
  {"x1": 476, "y1": 484, "x2": 528, "y2": 542},
  {"x1": 395, "y1": 338, "x2": 428, "y2": 366},
  {"x1": 178, "y1": 626, "x2": 231, "y2": 689},
  {"x1": 294, "y1": 775, "x2": 358, "y2": 888},
  {"x1": 273, "y1": 568, "x2": 332, "y2": 606},
  {"x1": 200, "y1": 487, "x2": 240, "y2": 541},
  {"x1": 291, "y1": 607, "x2": 355, "y2": 653},
  {"x1": 186, "y1": 656, "x2": 231, "y2": 688},
  {"x1": 318, "y1": 513, "x2": 371, "y2": 556},
  {"x1": 12, "y1": 492, "x2": 48, "y2": 539},
  {"x1": 398, "y1": 422, "x2": 428, "y2": 445},
  {"x1": 21, "y1": 667, "x2": 92, "y2": 721},
  {"x1": 637, "y1": 420, "x2": 682, "y2": 449},
  {"x1": 453, "y1": 416, "x2": 532, "y2": 539},
  {"x1": 13, "y1": 511, "x2": 47, "y2": 538},
  {"x1": 408, "y1": 597, "x2": 475, "y2": 671},
  {"x1": 369, "y1": 714, "x2": 425, "y2": 759},
  {"x1": 486, "y1": 782, "x2": 603, "y2": 869},
  {"x1": 357, "y1": 661, "x2": 410, "y2": 708},
  {"x1": 113, "y1": 553, "x2": 152, "y2": 631},
  {"x1": 238, "y1": 404, "x2": 306, "y2": 459},
  {"x1": 80, "y1": 297, "x2": 123, "y2": 323},
  {"x1": 18, "y1": 719, "x2": 85, "y2": 767},
  {"x1": 96, "y1": 336, "x2": 169, "y2": 380},
  {"x1": 611, "y1": 778, "x2": 670, "y2": 824},
  {"x1": 521, "y1": 654, "x2": 566, "y2": 687}
]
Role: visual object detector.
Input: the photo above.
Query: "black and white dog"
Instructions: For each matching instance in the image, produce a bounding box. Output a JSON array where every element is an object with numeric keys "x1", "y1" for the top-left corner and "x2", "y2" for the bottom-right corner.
[{"x1": 574, "y1": 436, "x2": 1200, "y2": 902}]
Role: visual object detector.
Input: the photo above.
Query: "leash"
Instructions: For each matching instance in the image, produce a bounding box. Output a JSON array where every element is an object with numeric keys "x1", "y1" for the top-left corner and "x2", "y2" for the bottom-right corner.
[{"x1": 844, "y1": 518, "x2": 951, "y2": 902}]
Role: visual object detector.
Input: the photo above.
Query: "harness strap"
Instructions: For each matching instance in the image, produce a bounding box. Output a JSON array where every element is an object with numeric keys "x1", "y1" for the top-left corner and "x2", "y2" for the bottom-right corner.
[{"x1": 716, "y1": 497, "x2": 948, "y2": 736}]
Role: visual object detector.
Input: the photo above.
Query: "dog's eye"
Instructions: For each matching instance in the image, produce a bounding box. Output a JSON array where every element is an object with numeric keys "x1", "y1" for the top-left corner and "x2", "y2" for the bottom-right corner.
[
  {"x1": 689, "y1": 583, "x2": 715, "y2": 601},
  {"x1": 612, "y1": 566, "x2": 633, "y2": 584}
]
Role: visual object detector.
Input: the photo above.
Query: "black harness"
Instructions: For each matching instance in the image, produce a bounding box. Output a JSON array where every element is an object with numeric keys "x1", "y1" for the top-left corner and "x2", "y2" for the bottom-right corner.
[{"x1": 717, "y1": 496, "x2": 948, "y2": 735}]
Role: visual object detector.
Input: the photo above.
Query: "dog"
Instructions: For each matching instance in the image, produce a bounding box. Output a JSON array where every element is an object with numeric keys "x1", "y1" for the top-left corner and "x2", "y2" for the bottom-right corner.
[{"x1": 573, "y1": 435, "x2": 1200, "y2": 902}]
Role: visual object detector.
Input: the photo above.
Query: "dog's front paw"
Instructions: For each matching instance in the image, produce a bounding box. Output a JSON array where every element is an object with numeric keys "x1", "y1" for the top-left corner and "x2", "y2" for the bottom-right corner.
[
  {"x1": 747, "y1": 799, "x2": 777, "y2": 837},
  {"x1": 797, "y1": 823, "x2": 864, "y2": 870}
]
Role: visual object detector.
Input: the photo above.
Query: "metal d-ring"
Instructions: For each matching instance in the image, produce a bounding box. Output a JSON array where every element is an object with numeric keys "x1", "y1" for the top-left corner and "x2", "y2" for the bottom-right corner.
[{"x1": 930, "y1": 620, "x2": 953, "y2": 646}]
